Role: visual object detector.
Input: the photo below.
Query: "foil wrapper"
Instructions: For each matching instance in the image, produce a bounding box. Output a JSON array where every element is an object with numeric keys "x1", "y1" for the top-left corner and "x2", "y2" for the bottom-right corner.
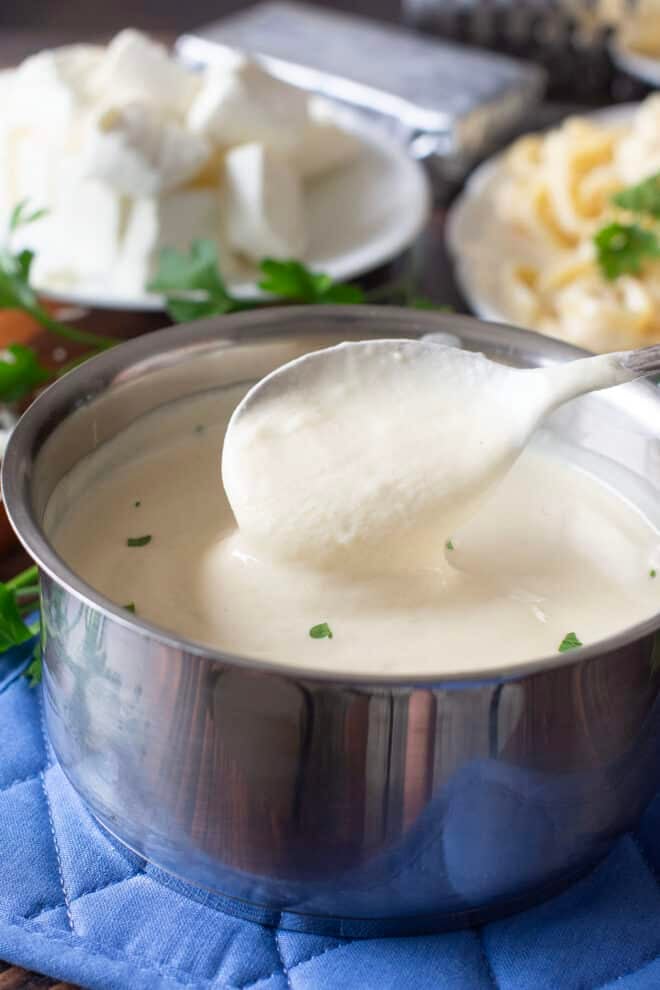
[{"x1": 176, "y1": 1, "x2": 546, "y2": 184}]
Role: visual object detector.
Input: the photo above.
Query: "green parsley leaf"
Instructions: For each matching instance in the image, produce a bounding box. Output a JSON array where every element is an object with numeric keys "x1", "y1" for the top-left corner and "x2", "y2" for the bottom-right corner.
[
  {"x1": 651, "y1": 569, "x2": 657, "y2": 578},
  {"x1": 258, "y1": 258, "x2": 365, "y2": 304},
  {"x1": 150, "y1": 243, "x2": 367, "y2": 322},
  {"x1": 127, "y1": 535, "x2": 152, "y2": 547},
  {"x1": 134, "y1": 500, "x2": 141, "y2": 507},
  {"x1": 0, "y1": 343, "x2": 50, "y2": 403},
  {"x1": 558, "y1": 631, "x2": 583, "y2": 653},
  {"x1": 445, "y1": 539, "x2": 455, "y2": 551},
  {"x1": 594, "y1": 222, "x2": 660, "y2": 280},
  {"x1": 123, "y1": 602, "x2": 136, "y2": 613},
  {"x1": 25, "y1": 651, "x2": 42, "y2": 687},
  {"x1": 148, "y1": 239, "x2": 250, "y2": 321},
  {"x1": 0, "y1": 565, "x2": 41, "y2": 685},
  {"x1": 0, "y1": 583, "x2": 35, "y2": 652},
  {"x1": 612, "y1": 173, "x2": 660, "y2": 219},
  {"x1": 309, "y1": 622, "x2": 333, "y2": 640}
]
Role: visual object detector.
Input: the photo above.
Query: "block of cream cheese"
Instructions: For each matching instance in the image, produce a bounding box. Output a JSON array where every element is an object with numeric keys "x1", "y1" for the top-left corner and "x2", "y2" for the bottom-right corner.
[
  {"x1": 223, "y1": 142, "x2": 305, "y2": 260},
  {"x1": 90, "y1": 29, "x2": 199, "y2": 117},
  {"x1": 187, "y1": 53, "x2": 310, "y2": 155},
  {"x1": 7, "y1": 47, "x2": 97, "y2": 136},
  {"x1": 112, "y1": 187, "x2": 238, "y2": 296},
  {"x1": 83, "y1": 102, "x2": 211, "y2": 197},
  {"x1": 30, "y1": 168, "x2": 123, "y2": 289},
  {"x1": 0, "y1": 47, "x2": 100, "y2": 217},
  {"x1": 289, "y1": 98, "x2": 361, "y2": 180}
]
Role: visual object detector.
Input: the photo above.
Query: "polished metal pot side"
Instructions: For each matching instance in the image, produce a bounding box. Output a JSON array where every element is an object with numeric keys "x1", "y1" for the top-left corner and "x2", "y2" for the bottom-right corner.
[{"x1": 3, "y1": 307, "x2": 660, "y2": 936}]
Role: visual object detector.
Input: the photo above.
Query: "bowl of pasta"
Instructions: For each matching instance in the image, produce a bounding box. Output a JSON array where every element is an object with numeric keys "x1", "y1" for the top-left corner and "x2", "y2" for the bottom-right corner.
[{"x1": 447, "y1": 97, "x2": 660, "y2": 353}]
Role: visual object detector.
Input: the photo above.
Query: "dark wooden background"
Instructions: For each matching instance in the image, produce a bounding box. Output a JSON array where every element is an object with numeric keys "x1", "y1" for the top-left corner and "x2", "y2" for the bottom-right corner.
[{"x1": 0, "y1": 0, "x2": 402, "y2": 63}]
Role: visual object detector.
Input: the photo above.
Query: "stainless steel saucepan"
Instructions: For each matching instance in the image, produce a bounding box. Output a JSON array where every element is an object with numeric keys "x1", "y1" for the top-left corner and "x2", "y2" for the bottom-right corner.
[{"x1": 3, "y1": 307, "x2": 660, "y2": 936}]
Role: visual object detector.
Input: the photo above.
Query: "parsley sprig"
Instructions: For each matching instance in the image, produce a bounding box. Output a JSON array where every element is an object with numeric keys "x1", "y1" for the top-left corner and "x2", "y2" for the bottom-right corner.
[
  {"x1": 0, "y1": 564, "x2": 41, "y2": 685},
  {"x1": 595, "y1": 173, "x2": 660, "y2": 280},
  {"x1": 148, "y1": 240, "x2": 366, "y2": 321}
]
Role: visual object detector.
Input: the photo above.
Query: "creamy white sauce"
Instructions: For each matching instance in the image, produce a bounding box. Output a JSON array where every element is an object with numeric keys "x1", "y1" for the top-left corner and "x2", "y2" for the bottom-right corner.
[
  {"x1": 222, "y1": 340, "x2": 628, "y2": 570},
  {"x1": 48, "y1": 383, "x2": 660, "y2": 676}
]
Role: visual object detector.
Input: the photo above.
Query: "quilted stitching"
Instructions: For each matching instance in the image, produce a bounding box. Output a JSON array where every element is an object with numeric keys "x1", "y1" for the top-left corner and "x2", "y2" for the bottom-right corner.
[
  {"x1": 0, "y1": 769, "x2": 43, "y2": 796},
  {"x1": 40, "y1": 770, "x2": 75, "y2": 932},
  {"x1": 476, "y1": 928, "x2": 499, "y2": 990},
  {"x1": 273, "y1": 933, "x2": 292, "y2": 990},
  {"x1": 2, "y1": 677, "x2": 660, "y2": 990},
  {"x1": 26, "y1": 875, "x2": 136, "y2": 924}
]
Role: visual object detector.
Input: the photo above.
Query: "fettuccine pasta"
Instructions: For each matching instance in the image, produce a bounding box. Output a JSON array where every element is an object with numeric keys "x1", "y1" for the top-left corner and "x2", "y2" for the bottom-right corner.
[{"x1": 457, "y1": 96, "x2": 660, "y2": 352}]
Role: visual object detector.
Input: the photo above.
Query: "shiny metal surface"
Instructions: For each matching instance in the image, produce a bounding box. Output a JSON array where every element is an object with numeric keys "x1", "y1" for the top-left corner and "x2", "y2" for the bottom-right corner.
[{"x1": 4, "y1": 307, "x2": 660, "y2": 936}]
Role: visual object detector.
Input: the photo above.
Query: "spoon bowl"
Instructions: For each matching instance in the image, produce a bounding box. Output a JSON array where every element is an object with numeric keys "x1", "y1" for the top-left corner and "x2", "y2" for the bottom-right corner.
[{"x1": 222, "y1": 337, "x2": 660, "y2": 569}]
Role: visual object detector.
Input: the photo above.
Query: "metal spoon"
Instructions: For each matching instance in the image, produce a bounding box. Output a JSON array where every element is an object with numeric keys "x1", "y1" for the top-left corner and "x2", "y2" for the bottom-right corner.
[{"x1": 222, "y1": 338, "x2": 660, "y2": 567}]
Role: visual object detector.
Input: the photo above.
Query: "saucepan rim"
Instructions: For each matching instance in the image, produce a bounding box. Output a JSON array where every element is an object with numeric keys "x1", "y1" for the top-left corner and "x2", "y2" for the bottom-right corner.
[{"x1": 3, "y1": 305, "x2": 660, "y2": 686}]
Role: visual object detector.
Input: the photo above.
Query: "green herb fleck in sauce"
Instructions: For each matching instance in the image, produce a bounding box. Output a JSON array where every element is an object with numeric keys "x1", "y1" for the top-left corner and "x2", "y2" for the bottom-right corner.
[
  {"x1": 558, "y1": 632, "x2": 583, "y2": 653},
  {"x1": 127, "y1": 535, "x2": 152, "y2": 548},
  {"x1": 310, "y1": 622, "x2": 333, "y2": 640}
]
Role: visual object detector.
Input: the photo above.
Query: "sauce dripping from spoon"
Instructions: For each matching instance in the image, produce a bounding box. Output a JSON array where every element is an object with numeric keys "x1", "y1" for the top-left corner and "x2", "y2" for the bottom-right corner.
[{"x1": 222, "y1": 338, "x2": 660, "y2": 571}]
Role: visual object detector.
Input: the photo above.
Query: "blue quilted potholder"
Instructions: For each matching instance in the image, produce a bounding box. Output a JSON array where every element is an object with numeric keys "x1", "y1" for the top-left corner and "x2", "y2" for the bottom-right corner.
[{"x1": 3, "y1": 675, "x2": 660, "y2": 990}]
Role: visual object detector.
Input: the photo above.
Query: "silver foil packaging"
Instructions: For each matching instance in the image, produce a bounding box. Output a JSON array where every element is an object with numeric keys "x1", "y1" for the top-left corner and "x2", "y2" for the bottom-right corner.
[{"x1": 176, "y1": 1, "x2": 546, "y2": 183}]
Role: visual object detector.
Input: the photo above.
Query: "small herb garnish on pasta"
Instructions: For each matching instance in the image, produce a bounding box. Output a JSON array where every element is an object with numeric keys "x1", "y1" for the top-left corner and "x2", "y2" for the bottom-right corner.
[
  {"x1": 310, "y1": 622, "x2": 333, "y2": 640},
  {"x1": 594, "y1": 223, "x2": 660, "y2": 280},
  {"x1": 612, "y1": 172, "x2": 660, "y2": 218},
  {"x1": 558, "y1": 631, "x2": 583, "y2": 653},
  {"x1": 127, "y1": 535, "x2": 152, "y2": 547},
  {"x1": 595, "y1": 172, "x2": 660, "y2": 280}
]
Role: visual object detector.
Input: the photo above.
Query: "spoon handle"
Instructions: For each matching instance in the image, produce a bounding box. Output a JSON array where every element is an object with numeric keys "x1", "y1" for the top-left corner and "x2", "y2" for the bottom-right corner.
[{"x1": 616, "y1": 344, "x2": 660, "y2": 377}]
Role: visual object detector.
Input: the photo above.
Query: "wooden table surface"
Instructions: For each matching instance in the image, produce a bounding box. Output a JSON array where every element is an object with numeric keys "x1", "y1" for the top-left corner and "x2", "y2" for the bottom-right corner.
[{"x1": 0, "y1": 4, "x2": 464, "y2": 986}]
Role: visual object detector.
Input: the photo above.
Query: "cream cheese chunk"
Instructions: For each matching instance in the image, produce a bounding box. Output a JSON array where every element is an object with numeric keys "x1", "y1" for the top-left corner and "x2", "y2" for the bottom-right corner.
[
  {"x1": 30, "y1": 170, "x2": 123, "y2": 290},
  {"x1": 290, "y1": 99, "x2": 362, "y2": 180},
  {"x1": 187, "y1": 53, "x2": 310, "y2": 155},
  {"x1": 84, "y1": 102, "x2": 210, "y2": 197},
  {"x1": 223, "y1": 143, "x2": 306, "y2": 260},
  {"x1": 89, "y1": 29, "x2": 199, "y2": 116}
]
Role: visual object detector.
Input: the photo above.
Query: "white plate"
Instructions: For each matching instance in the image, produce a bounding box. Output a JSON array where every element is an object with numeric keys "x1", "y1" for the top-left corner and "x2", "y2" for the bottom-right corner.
[
  {"x1": 35, "y1": 107, "x2": 432, "y2": 313},
  {"x1": 446, "y1": 104, "x2": 636, "y2": 326},
  {"x1": 610, "y1": 37, "x2": 660, "y2": 89}
]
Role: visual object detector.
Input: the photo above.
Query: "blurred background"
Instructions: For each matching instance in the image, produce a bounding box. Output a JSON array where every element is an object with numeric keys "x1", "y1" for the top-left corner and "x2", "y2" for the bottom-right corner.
[
  {"x1": 0, "y1": 1, "x2": 401, "y2": 62},
  {"x1": 0, "y1": 0, "x2": 651, "y2": 103}
]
